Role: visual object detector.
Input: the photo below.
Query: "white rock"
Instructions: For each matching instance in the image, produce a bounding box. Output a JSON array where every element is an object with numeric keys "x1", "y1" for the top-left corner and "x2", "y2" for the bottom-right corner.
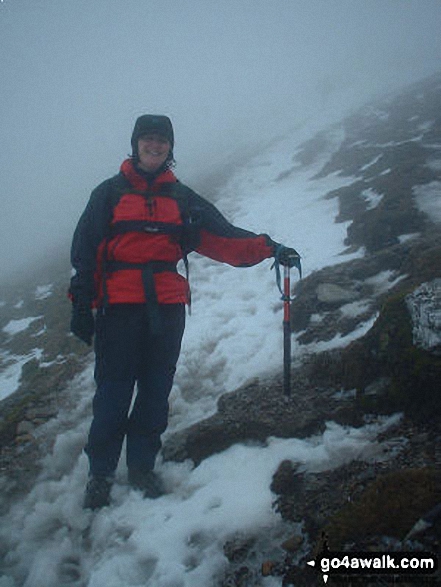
[{"x1": 406, "y1": 279, "x2": 441, "y2": 353}]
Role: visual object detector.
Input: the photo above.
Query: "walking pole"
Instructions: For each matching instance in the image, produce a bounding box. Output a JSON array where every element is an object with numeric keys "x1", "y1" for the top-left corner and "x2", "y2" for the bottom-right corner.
[
  {"x1": 272, "y1": 246, "x2": 302, "y2": 397},
  {"x1": 283, "y1": 263, "x2": 292, "y2": 397}
]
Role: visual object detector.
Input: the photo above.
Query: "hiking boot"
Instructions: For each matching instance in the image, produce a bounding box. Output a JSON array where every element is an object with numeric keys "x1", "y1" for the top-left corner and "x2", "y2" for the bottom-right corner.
[
  {"x1": 128, "y1": 469, "x2": 166, "y2": 499},
  {"x1": 83, "y1": 476, "x2": 112, "y2": 510}
]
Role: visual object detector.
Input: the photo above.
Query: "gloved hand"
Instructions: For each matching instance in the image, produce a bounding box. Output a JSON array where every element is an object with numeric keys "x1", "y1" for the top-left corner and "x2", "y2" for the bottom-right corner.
[
  {"x1": 71, "y1": 303, "x2": 95, "y2": 345},
  {"x1": 273, "y1": 244, "x2": 301, "y2": 268}
]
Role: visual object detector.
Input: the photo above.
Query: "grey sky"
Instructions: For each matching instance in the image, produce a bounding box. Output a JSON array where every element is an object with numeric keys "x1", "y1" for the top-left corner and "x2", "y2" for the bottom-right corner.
[{"x1": 1, "y1": 0, "x2": 441, "y2": 283}]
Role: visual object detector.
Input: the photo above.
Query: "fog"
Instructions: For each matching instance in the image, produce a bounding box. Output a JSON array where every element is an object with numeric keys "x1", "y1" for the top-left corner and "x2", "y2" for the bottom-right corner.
[{"x1": 1, "y1": 0, "x2": 441, "y2": 283}]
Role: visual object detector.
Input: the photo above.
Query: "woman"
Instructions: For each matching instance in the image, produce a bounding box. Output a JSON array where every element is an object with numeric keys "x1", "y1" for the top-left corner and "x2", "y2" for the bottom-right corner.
[{"x1": 70, "y1": 115, "x2": 299, "y2": 509}]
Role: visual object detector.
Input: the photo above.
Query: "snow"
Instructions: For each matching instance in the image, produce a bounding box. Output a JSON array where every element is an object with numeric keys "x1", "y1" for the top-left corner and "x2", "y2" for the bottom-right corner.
[
  {"x1": 398, "y1": 232, "x2": 420, "y2": 243},
  {"x1": 35, "y1": 284, "x2": 53, "y2": 300},
  {"x1": 2, "y1": 316, "x2": 43, "y2": 336},
  {"x1": 0, "y1": 349, "x2": 43, "y2": 401},
  {"x1": 364, "y1": 270, "x2": 407, "y2": 294},
  {"x1": 0, "y1": 315, "x2": 48, "y2": 400},
  {"x1": 0, "y1": 384, "x2": 400, "y2": 587},
  {"x1": 361, "y1": 187, "x2": 383, "y2": 210},
  {"x1": 427, "y1": 158, "x2": 441, "y2": 172},
  {"x1": 414, "y1": 180, "x2": 441, "y2": 223},
  {"x1": 360, "y1": 154, "x2": 382, "y2": 172},
  {"x1": 0, "y1": 118, "x2": 398, "y2": 586},
  {"x1": 299, "y1": 314, "x2": 379, "y2": 356},
  {"x1": 417, "y1": 120, "x2": 435, "y2": 133},
  {"x1": 170, "y1": 127, "x2": 364, "y2": 424},
  {"x1": 340, "y1": 300, "x2": 371, "y2": 318},
  {"x1": 0, "y1": 315, "x2": 49, "y2": 400},
  {"x1": 40, "y1": 354, "x2": 67, "y2": 369}
]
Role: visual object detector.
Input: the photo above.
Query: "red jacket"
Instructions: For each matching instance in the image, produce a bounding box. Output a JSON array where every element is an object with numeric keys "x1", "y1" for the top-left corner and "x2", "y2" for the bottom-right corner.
[{"x1": 70, "y1": 159, "x2": 275, "y2": 306}]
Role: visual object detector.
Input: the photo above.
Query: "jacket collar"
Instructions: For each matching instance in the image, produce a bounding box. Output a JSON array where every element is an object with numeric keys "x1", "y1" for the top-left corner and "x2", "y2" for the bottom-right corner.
[{"x1": 120, "y1": 158, "x2": 177, "y2": 191}]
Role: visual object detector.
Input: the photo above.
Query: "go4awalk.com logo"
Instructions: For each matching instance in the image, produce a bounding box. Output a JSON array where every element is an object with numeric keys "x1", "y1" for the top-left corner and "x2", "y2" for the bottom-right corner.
[{"x1": 307, "y1": 549, "x2": 439, "y2": 583}]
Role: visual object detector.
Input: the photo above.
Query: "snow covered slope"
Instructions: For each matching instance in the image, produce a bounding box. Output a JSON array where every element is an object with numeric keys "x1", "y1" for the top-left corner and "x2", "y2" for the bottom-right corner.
[{"x1": 0, "y1": 72, "x2": 440, "y2": 587}]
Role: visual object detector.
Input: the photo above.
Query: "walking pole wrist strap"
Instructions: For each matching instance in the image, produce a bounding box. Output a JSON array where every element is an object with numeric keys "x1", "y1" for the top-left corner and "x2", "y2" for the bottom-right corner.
[{"x1": 271, "y1": 244, "x2": 301, "y2": 301}]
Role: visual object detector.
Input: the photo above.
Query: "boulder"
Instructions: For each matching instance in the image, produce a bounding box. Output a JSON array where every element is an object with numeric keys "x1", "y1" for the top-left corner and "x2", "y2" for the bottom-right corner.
[{"x1": 316, "y1": 283, "x2": 360, "y2": 305}]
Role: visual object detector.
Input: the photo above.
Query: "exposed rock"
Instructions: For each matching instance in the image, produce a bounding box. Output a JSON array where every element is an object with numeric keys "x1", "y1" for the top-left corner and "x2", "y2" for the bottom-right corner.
[
  {"x1": 162, "y1": 377, "x2": 363, "y2": 466},
  {"x1": 280, "y1": 534, "x2": 304, "y2": 554},
  {"x1": 25, "y1": 406, "x2": 58, "y2": 420},
  {"x1": 223, "y1": 535, "x2": 257, "y2": 563},
  {"x1": 337, "y1": 286, "x2": 441, "y2": 421},
  {"x1": 261, "y1": 415, "x2": 441, "y2": 587},
  {"x1": 291, "y1": 230, "x2": 441, "y2": 345},
  {"x1": 406, "y1": 278, "x2": 441, "y2": 354},
  {"x1": 16, "y1": 420, "x2": 35, "y2": 435},
  {"x1": 14, "y1": 433, "x2": 34, "y2": 445},
  {"x1": 316, "y1": 282, "x2": 360, "y2": 305}
]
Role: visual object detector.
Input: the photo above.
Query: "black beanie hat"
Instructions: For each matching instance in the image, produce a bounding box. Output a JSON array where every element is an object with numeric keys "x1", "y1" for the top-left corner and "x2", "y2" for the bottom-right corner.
[{"x1": 131, "y1": 115, "x2": 174, "y2": 157}]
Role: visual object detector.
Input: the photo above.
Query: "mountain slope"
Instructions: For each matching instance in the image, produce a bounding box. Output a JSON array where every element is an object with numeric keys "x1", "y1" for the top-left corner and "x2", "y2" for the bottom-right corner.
[
  {"x1": 0, "y1": 72, "x2": 440, "y2": 587},
  {"x1": 162, "y1": 71, "x2": 441, "y2": 463}
]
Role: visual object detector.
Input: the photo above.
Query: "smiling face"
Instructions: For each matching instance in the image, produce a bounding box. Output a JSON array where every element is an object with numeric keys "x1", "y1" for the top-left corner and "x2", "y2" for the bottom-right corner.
[{"x1": 137, "y1": 132, "x2": 171, "y2": 173}]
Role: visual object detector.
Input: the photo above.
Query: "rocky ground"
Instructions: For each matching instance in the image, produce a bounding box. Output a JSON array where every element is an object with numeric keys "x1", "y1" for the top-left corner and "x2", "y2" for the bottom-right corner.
[
  {"x1": 228, "y1": 450, "x2": 440, "y2": 586},
  {"x1": 0, "y1": 259, "x2": 92, "y2": 515},
  {"x1": 216, "y1": 383, "x2": 441, "y2": 586},
  {"x1": 159, "y1": 279, "x2": 441, "y2": 586}
]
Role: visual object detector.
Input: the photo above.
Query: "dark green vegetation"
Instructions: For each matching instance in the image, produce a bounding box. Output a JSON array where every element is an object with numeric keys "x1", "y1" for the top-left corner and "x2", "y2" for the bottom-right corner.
[{"x1": 324, "y1": 468, "x2": 441, "y2": 548}]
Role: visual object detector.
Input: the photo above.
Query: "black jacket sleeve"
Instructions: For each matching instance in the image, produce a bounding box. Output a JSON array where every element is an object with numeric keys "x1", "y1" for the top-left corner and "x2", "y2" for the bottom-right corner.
[
  {"x1": 69, "y1": 178, "x2": 115, "y2": 304},
  {"x1": 186, "y1": 189, "x2": 276, "y2": 267}
]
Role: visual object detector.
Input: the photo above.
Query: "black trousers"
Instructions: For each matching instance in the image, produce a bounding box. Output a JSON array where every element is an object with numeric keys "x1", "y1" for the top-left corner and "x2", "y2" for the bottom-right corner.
[{"x1": 85, "y1": 303, "x2": 185, "y2": 477}]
